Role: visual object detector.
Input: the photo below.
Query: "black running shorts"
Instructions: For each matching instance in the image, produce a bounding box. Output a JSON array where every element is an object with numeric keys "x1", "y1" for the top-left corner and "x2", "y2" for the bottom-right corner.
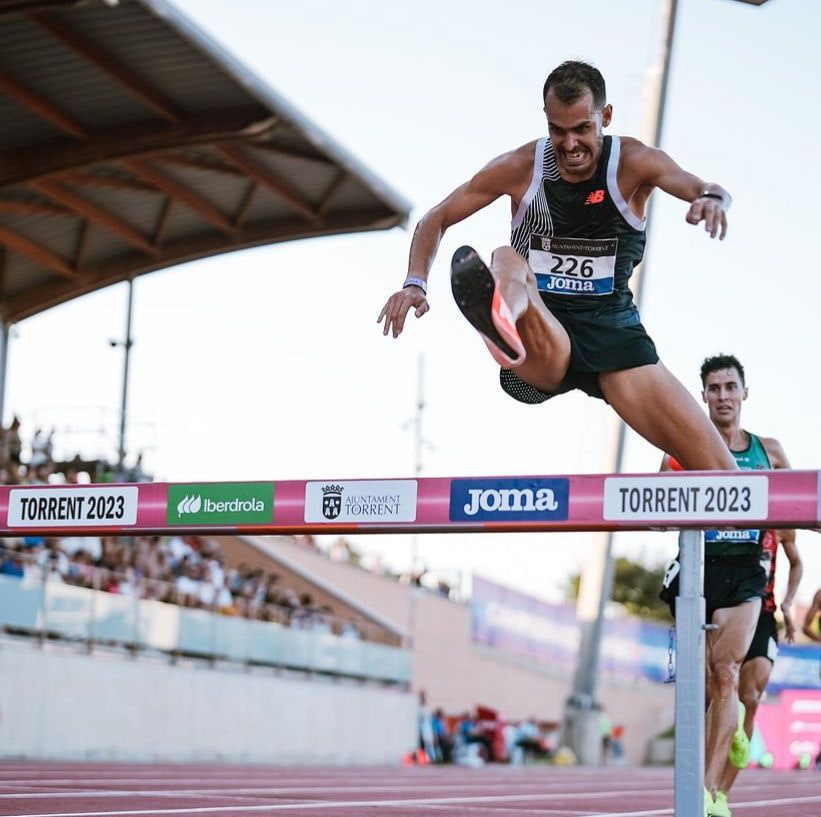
[
  {"x1": 744, "y1": 611, "x2": 779, "y2": 665},
  {"x1": 659, "y1": 554, "x2": 766, "y2": 622},
  {"x1": 500, "y1": 305, "x2": 659, "y2": 403}
]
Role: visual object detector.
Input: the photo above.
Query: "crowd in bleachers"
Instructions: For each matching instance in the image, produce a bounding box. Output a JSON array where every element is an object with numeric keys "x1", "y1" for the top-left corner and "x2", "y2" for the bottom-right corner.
[
  {"x1": 416, "y1": 695, "x2": 564, "y2": 767},
  {"x1": 0, "y1": 420, "x2": 364, "y2": 639},
  {"x1": 1, "y1": 535, "x2": 358, "y2": 635}
]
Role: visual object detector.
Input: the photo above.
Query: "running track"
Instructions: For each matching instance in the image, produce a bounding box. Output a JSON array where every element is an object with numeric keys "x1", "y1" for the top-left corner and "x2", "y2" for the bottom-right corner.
[{"x1": 0, "y1": 762, "x2": 818, "y2": 817}]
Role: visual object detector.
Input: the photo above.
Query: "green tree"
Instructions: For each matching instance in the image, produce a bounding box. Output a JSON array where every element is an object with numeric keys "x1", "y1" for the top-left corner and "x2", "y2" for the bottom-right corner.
[{"x1": 567, "y1": 556, "x2": 670, "y2": 621}]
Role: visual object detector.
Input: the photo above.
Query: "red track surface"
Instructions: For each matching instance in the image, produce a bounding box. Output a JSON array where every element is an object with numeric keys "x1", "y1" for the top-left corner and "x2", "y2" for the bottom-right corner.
[{"x1": 0, "y1": 762, "x2": 818, "y2": 817}]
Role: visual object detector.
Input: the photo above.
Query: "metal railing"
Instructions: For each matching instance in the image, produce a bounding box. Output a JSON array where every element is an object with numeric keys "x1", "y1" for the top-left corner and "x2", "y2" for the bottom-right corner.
[{"x1": 0, "y1": 548, "x2": 410, "y2": 684}]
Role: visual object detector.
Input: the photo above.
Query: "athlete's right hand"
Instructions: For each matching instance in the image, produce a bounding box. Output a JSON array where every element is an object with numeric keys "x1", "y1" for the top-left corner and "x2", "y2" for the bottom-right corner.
[{"x1": 377, "y1": 286, "x2": 429, "y2": 338}]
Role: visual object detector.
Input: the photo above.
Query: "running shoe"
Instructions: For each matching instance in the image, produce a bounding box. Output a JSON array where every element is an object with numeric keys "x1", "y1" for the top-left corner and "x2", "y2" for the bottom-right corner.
[
  {"x1": 450, "y1": 246, "x2": 525, "y2": 367},
  {"x1": 710, "y1": 790, "x2": 732, "y2": 817},
  {"x1": 704, "y1": 787, "x2": 714, "y2": 817},
  {"x1": 728, "y1": 701, "x2": 750, "y2": 769}
]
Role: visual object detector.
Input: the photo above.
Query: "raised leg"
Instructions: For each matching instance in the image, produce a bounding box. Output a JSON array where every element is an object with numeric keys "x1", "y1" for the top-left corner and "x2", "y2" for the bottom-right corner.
[
  {"x1": 451, "y1": 245, "x2": 572, "y2": 392},
  {"x1": 598, "y1": 362, "x2": 738, "y2": 470}
]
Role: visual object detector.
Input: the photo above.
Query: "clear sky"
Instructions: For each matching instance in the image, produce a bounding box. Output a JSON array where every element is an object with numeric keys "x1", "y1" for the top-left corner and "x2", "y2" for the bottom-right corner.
[{"x1": 7, "y1": 0, "x2": 820, "y2": 606}]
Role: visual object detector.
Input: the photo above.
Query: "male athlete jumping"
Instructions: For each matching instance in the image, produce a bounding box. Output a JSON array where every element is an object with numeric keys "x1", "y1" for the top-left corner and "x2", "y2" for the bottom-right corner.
[{"x1": 378, "y1": 60, "x2": 735, "y2": 472}]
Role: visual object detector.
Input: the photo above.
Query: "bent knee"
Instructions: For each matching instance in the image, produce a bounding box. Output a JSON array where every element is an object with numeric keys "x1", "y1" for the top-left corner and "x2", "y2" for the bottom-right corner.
[
  {"x1": 739, "y1": 686, "x2": 762, "y2": 714},
  {"x1": 491, "y1": 246, "x2": 530, "y2": 274},
  {"x1": 710, "y1": 662, "x2": 739, "y2": 699}
]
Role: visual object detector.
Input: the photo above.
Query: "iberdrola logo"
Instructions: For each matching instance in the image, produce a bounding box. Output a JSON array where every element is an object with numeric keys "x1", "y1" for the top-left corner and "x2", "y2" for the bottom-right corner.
[
  {"x1": 177, "y1": 495, "x2": 202, "y2": 515},
  {"x1": 166, "y1": 482, "x2": 274, "y2": 526}
]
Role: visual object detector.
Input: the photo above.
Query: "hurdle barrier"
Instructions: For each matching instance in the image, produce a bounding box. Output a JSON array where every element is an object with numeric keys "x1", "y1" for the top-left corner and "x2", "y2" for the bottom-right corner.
[
  {"x1": 0, "y1": 469, "x2": 815, "y2": 537},
  {"x1": 1, "y1": 469, "x2": 817, "y2": 817}
]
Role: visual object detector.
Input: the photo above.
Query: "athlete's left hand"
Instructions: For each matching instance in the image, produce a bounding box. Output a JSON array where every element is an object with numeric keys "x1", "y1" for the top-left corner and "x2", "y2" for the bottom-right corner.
[
  {"x1": 685, "y1": 196, "x2": 728, "y2": 240},
  {"x1": 781, "y1": 601, "x2": 796, "y2": 643}
]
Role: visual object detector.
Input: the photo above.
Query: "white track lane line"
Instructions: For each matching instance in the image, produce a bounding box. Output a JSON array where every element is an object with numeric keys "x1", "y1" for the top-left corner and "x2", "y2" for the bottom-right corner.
[
  {"x1": 0, "y1": 782, "x2": 671, "y2": 800},
  {"x1": 1, "y1": 787, "x2": 817, "y2": 817},
  {"x1": 0, "y1": 787, "x2": 682, "y2": 817},
  {"x1": 391, "y1": 805, "x2": 592, "y2": 817}
]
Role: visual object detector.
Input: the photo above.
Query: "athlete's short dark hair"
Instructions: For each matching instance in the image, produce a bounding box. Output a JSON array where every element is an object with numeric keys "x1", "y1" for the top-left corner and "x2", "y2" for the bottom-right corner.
[
  {"x1": 700, "y1": 354, "x2": 746, "y2": 387},
  {"x1": 543, "y1": 61, "x2": 607, "y2": 109}
]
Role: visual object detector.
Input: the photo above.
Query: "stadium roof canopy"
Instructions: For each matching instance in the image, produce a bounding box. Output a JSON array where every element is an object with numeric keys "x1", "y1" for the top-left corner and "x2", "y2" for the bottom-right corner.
[{"x1": 0, "y1": 0, "x2": 411, "y2": 323}]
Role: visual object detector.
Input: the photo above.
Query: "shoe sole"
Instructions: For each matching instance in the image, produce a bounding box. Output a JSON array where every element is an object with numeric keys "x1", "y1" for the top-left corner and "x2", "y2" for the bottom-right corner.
[{"x1": 450, "y1": 246, "x2": 524, "y2": 366}]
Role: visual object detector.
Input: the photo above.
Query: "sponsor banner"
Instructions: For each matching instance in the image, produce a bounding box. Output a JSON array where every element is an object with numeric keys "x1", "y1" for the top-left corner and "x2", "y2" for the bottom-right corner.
[
  {"x1": 754, "y1": 689, "x2": 821, "y2": 769},
  {"x1": 471, "y1": 575, "x2": 670, "y2": 682},
  {"x1": 304, "y1": 480, "x2": 417, "y2": 523},
  {"x1": 603, "y1": 475, "x2": 768, "y2": 521},
  {"x1": 450, "y1": 478, "x2": 569, "y2": 522},
  {"x1": 7, "y1": 486, "x2": 139, "y2": 527},
  {"x1": 166, "y1": 483, "x2": 274, "y2": 526}
]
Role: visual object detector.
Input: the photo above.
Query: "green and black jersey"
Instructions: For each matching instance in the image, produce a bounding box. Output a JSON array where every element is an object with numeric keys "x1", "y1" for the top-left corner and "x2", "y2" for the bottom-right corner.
[{"x1": 705, "y1": 433, "x2": 771, "y2": 558}]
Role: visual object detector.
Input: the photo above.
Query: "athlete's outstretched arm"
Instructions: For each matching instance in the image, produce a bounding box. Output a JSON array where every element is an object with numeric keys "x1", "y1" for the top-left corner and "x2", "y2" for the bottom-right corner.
[
  {"x1": 778, "y1": 533, "x2": 802, "y2": 642},
  {"x1": 802, "y1": 590, "x2": 821, "y2": 643},
  {"x1": 627, "y1": 142, "x2": 731, "y2": 240},
  {"x1": 377, "y1": 147, "x2": 531, "y2": 338}
]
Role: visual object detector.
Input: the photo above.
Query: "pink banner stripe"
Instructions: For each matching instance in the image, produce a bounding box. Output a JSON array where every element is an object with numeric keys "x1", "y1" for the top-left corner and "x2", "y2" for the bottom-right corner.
[{"x1": 0, "y1": 470, "x2": 817, "y2": 537}]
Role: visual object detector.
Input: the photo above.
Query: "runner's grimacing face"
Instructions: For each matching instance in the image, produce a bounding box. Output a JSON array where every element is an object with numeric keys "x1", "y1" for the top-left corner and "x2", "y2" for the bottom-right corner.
[
  {"x1": 544, "y1": 89, "x2": 612, "y2": 180},
  {"x1": 702, "y1": 368, "x2": 748, "y2": 428}
]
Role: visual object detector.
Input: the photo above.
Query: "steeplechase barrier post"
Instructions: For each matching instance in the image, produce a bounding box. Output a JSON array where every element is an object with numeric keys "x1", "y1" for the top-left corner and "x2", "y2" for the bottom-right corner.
[{"x1": 675, "y1": 530, "x2": 706, "y2": 817}]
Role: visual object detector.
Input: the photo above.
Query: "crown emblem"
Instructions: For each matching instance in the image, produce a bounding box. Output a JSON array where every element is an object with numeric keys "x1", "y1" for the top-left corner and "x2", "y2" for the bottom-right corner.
[{"x1": 322, "y1": 484, "x2": 343, "y2": 495}]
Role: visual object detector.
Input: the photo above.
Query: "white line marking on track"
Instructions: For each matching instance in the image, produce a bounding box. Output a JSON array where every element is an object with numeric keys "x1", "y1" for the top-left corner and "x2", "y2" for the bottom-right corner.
[
  {"x1": 0, "y1": 783, "x2": 669, "y2": 800},
  {"x1": 580, "y1": 794, "x2": 821, "y2": 817},
  {"x1": 0, "y1": 787, "x2": 676, "y2": 817}
]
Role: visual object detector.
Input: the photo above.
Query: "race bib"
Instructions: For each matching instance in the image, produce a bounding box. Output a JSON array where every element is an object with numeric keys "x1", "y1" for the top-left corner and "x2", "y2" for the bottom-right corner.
[{"x1": 529, "y1": 235, "x2": 617, "y2": 296}]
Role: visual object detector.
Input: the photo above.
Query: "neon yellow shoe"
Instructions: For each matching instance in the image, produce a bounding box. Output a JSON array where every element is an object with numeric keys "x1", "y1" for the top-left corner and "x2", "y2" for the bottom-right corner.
[
  {"x1": 728, "y1": 701, "x2": 750, "y2": 769},
  {"x1": 704, "y1": 788, "x2": 714, "y2": 817},
  {"x1": 710, "y1": 790, "x2": 732, "y2": 817}
]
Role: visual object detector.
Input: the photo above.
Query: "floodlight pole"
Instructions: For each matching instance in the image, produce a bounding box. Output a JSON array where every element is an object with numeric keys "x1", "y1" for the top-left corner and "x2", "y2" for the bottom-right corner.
[
  {"x1": 0, "y1": 318, "x2": 8, "y2": 426},
  {"x1": 115, "y1": 279, "x2": 135, "y2": 470},
  {"x1": 563, "y1": 0, "x2": 679, "y2": 765},
  {"x1": 0, "y1": 247, "x2": 8, "y2": 425}
]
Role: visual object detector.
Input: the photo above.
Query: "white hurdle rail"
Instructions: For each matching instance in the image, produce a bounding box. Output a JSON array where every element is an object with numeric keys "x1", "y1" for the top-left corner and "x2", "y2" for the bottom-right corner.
[{"x1": 0, "y1": 469, "x2": 817, "y2": 817}]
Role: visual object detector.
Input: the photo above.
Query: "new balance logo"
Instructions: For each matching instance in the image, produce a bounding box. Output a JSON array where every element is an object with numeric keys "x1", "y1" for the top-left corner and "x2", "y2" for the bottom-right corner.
[{"x1": 585, "y1": 189, "x2": 605, "y2": 205}]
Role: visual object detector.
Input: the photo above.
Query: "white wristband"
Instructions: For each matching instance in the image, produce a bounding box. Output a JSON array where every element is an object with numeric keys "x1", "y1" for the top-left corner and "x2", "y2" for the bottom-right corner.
[{"x1": 403, "y1": 277, "x2": 427, "y2": 295}]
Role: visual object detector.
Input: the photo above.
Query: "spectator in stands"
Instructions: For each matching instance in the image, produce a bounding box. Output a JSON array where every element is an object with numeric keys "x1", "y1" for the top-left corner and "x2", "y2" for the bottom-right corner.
[
  {"x1": 28, "y1": 462, "x2": 53, "y2": 485},
  {"x1": 457, "y1": 711, "x2": 494, "y2": 760},
  {"x1": 8, "y1": 416, "x2": 21, "y2": 464},
  {"x1": 37, "y1": 539, "x2": 68, "y2": 582},
  {"x1": 175, "y1": 558, "x2": 202, "y2": 607},
  {"x1": 291, "y1": 593, "x2": 316, "y2": 629},
  {"x1": 71, "y1": 550, "x2": 96, "y2": 588},
  {"x1": 511, "y1": 717, "x2": 551, "y2": 764},
  {"x1": 598, "y1": 705, "x2": 613, "y2": 764},
  {"x1": 0, "y1": 544, "x2": 25, "y2": 578},
  {"x1": 340, "y1": 620, "x2": 362, "y2": 640},
  {"x1": 29, "y1": 428, "x2": 53, "y2": 467},
  {"x1": 417, "y1": 690, "x2": 438, "y2": 762},
  {"x1": 431, "y1": 708, "x2": 453, "y2": 763}
]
